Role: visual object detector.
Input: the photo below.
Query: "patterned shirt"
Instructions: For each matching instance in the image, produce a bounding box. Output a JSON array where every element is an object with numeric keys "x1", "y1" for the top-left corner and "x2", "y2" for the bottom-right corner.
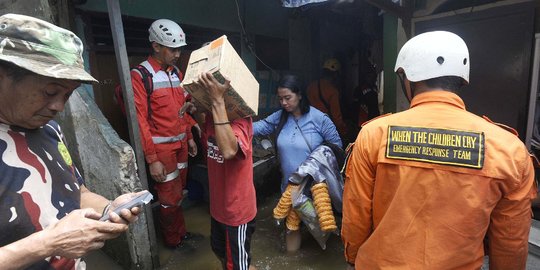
[{"x1": 0, "y1": 121, "x2": 85, "y2": 269}]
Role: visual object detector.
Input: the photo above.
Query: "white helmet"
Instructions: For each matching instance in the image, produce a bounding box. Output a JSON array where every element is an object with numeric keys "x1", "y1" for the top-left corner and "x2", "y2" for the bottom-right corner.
[
  {"x1": 394, "y1": 31, "x2": 469, "y2": 83},
  {"x1": 148, "y1": 19, "x2": 187, "y2": 48}
]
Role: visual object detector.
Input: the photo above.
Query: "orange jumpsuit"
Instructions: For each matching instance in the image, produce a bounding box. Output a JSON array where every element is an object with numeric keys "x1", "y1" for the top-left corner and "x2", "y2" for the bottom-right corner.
[
  {"x1": 307, "y1": 78, "x2": 348, "y2": 137},
  {"x1": 342, "y1": 91, "x2": 536, "y2": 269},
  {"x1": 132, "y1": 56, "x2": 193, "y2": 247}
]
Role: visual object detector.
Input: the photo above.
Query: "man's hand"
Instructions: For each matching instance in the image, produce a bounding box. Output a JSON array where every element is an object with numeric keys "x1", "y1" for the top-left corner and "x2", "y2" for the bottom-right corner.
[
  {"x1": 179, "y1": 101, "x2": 196, "y2": 117},
  {"x1": 188, "y1": 138, "x2": 198, "y2": 157},
  {"x1": 197, "y1": 72, "x2": 230, "y2": 104},
  {"x1": 41, "y1": 208, "x2": 129, "y2": 259},
  {"x1": 195, "y1": 72, "x2": 238, "y2": 159},
  {"x1": 149, "y1": 161, "x2": 166, "y2": 182},
  {"x1": 106, "y1": 191, "x2": 145, "y2": 224},
  {"x1": 191, "y1": 99, "x2": 205, "y2": 113},
  {"x1": 192, "y1": 123, "x2": 202, "y2": 138}
]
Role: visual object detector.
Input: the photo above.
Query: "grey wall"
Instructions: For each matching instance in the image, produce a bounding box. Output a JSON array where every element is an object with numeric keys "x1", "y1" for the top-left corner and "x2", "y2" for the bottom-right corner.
[
  {"x1": 0, "y1": 0, "x2": 54, "y2": 22},
  {"x1": 58, "y1": 89, "x2": 155, "y2": 269}
]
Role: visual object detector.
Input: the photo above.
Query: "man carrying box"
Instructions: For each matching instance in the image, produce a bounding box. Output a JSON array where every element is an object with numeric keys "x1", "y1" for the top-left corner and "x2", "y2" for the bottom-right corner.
[{"x1": 193, "y1": 72, "x2": 257, "y2": 270}]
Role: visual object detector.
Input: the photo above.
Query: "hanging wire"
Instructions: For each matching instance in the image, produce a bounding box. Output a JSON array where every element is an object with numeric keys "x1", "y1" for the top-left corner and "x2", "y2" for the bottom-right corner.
[{"x1": 233, "y1": 0, "x2": 278, "y2": 76}]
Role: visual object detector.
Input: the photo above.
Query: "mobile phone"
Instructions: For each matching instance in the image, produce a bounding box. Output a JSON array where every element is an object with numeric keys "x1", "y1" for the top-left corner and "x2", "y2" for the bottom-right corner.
[{"x1": 99, "y1": 190, "x2": 153, "y2": 221}]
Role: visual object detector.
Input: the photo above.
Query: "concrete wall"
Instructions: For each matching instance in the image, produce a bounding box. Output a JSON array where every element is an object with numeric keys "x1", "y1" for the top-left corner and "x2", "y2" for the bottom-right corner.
[
  {"x1": 0, "y1": 0, "x2": 53, "y2": 22},
  {"x1": 58, "y1": 89, "x2": 155, "y2": 269}
]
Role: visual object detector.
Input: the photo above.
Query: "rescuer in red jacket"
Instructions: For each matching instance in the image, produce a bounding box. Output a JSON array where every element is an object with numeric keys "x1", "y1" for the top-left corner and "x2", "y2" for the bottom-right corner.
[{"x1": 132, "y1": 19, "x2": 197, "y2": 248}]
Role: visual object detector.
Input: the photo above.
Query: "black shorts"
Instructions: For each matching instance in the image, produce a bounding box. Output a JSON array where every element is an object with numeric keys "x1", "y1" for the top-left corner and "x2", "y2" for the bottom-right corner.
[{"x1": 210, "y1": 217, "x2": 256, "y2": 270}]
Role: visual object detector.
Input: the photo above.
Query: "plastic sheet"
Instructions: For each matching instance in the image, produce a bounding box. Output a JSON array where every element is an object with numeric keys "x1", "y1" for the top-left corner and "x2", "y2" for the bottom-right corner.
[
  {"x1": 289, "y1": 145, "x2": 344, "y2": 213},
  {"x1": 291, "y1": 180, "x2": 331, "y2": 250}
]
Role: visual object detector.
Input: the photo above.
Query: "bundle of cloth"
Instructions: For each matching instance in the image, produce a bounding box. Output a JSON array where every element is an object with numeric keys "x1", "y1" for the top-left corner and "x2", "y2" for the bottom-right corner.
[{"x1": 272, "y1": 144, "x2": 344, "y2": 249}]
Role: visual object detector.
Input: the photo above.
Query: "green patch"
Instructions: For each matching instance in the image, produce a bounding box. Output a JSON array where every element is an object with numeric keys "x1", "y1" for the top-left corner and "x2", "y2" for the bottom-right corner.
[{"x1": 57, "y1": 142, "x2": 72, "y2": 166}]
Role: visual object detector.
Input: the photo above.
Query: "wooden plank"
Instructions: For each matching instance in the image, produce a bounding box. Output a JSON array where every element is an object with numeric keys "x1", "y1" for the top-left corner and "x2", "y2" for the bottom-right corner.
[{"x1": 106, "y1": 0, "x2": 159, "y2": 269}]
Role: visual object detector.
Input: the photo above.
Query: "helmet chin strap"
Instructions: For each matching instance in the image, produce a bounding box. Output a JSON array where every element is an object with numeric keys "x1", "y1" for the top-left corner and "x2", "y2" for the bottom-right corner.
[
  {"x1": 409, "y1": 82, "x2": 416, "y2": 100},
  {"x1": 397, "y1": 73, "x2": 414, "y2": 103}
]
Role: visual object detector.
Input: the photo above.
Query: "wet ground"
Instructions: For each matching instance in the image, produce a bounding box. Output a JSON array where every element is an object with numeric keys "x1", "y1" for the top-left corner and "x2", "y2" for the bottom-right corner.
[
  {"x1": 158, "y1": 192, "x2": 346, "y2": 270},
  {"x1": 84, "y1": 193, "x2": 540, "y2": 270},
  {"x1": 85, "y1": 193, "x2": 347, "y2": 270}
]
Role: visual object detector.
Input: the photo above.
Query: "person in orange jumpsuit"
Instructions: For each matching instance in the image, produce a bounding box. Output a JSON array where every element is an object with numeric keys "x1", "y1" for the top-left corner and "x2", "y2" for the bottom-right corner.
[
  {"x1": 341, "y1": 31, "x2": 537, "y2": 270},
  {"x1": 307, "y1": 58, "x2": 348, "y2": 139},
  {"x1": 132, "y1": 19, "x2": 197, "y2": 248}
]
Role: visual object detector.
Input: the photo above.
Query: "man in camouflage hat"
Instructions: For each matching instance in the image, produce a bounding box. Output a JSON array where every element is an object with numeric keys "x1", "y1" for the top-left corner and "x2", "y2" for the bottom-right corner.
[{"x1": 0, "y1": 14, "x2": 142, "y2": 269}]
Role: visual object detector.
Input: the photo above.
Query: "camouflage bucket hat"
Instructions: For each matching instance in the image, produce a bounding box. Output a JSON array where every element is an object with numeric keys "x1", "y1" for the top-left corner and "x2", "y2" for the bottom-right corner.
[{"x1": 0, "y1": 13, "x2": 97, "y2": 83}]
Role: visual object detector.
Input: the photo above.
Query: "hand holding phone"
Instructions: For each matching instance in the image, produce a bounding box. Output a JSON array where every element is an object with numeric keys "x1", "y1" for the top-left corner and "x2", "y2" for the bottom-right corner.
[{"x1": 100, "y1": 190, "x2": 153, "y2": 221}]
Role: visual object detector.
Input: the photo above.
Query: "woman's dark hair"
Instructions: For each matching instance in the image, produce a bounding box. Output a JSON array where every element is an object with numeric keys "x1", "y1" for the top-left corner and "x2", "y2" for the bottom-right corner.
[
  {"x1": 273, "y1": 75, "x2": 311, "y2": 148},
  {"x1": 278, "y1": 74, "x2": 310, "y2": 115},
  {"x1": 0, "y1": 60, "x2": 33, "y2": 82}
]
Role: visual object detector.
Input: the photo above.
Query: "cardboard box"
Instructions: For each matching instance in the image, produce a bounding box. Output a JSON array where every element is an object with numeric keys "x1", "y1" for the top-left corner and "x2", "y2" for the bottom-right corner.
[{"x1": 182, "y1": 35, "x2": 259, "y2": 120}]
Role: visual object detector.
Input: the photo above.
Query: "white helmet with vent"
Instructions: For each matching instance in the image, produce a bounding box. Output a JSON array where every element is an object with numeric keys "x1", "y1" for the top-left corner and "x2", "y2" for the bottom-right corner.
[
  {"x1": 148, "y1": 19, "x2": 187, "y2": 48},
  {"x1": 394, "y1": 31, "x2": 469, "y2": 83}
]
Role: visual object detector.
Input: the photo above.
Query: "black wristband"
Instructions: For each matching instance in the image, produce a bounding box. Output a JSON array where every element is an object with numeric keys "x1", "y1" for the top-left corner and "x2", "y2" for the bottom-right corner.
[{"x1": 214, "y1": 121, "x2": 230, "y2": 125}]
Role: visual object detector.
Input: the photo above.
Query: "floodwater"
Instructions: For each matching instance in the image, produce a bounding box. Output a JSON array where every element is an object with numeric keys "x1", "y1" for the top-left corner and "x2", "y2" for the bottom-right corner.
[
  {"x1": 85, "y1": 193, "x2": 347, "y2": 270},
  {"x1": 159, "y1": 193, "x2": 347, "y2": 270},
  {"x1": 83, "y1": 192, "x2": 540, "y2": 270}
]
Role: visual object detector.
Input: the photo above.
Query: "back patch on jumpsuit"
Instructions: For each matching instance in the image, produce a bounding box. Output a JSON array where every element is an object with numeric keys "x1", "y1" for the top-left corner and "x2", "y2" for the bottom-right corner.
[{"x1": 385, "y1": 125, "x2": 485, "y2": 169}]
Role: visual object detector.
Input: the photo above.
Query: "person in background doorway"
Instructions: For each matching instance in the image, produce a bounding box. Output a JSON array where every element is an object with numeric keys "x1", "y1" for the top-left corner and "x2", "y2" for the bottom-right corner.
[
  {"x1": 0, "y1": 13, "x2": 142, "y2": 269},
  {"x1": 192, "y1": 73, "x2": 258, "y2": 270},
  {"x1": 307, "y1": 58, "x2": 348, "y2": 140},
  {"x1": 341, "y1": 31, "x2": 536, "y2": 270},
  {"x1": 131, "y1": 18, "x2": 198, "y2": 249},
  {"x1": 253, "y1": 74, "x2": 342, "y2": 252},
  {"x1": 354, "y1": 64, "x2": 380, "y2": 128}
]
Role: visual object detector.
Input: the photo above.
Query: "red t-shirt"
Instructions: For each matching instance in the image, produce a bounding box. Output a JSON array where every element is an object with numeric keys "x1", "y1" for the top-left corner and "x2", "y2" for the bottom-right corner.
[{"x1": 203, "y1": 116, "x2": 257, "y2": 226}]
